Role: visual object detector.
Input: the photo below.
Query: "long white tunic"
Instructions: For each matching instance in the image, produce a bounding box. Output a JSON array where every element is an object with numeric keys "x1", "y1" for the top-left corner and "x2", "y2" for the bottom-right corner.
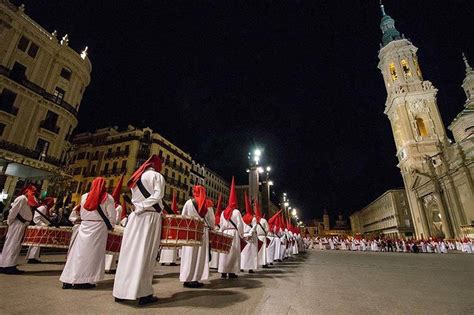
[
  {"x1": 240, "y1": 217, "x2": 258, "y2": 270},
  {"x1": 0, "y1": 195, "x2": 33, "y2": 267},
  {"x1": 179, "y1": 201, "x2": 214, "y2": 282},
  {"x1": 273, "y1": 234, "x2": 281, "y2": 261},
  {"x1": 113, "y1": 169, "x2": 164, "y2": 300},
  {"x1": 218, "y1": 209, "x2": 244, "y2": 274},
  {"x1": 256, "y1": 218, "x2": 269, "y2": 266},
  {"x1": 266, "y1": 232, "x2": 276, "y2": 264},
  {"x1": 26, "y1": 205, "x2": 50, "y2": 260},
  {"x1": 60, "y1": 193, "x2": 115, "y2": 284}
]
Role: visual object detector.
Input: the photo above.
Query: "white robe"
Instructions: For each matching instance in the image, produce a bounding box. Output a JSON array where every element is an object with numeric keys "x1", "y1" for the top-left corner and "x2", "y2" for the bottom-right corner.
[
  {"x1": 266, "y1": 233, "x2": 276, "y2": 264},
  {"x1": 105, "y1": 205, "x2": 124, "y2": 271},
  {"x1": 179, "y1": 201, "x2": 214, "y2": 282},
  {"x1": 256, "y1": 218, "x2": 269, "y2": 266},
  {"x1": 159, "y1": 248, "x2": 178, "y2": 264},
  {"x1": 0, "y1": 195, "x2": 33, "y2": 268},
  {"x1": 26, "y1": 205, "x2": 50, "y2": 260},
  {"x1": 113, "y1": 168, "x2": 164, "y2": 300},
  {"x1": 273, "y1": 234, "x2": 281, "y2": 261},
  {"x1": 209, "y1": 226, "x2": 220, "y2": 269},
  {"x1": 240, "y1": 218, "x2": 258, "y2": 271},
  {"x1": 218, "y1": 209, "x2": 243, "y2": 274},
  {"x1": 60, "y1": 193, "x2": 116, "y2": 284}
]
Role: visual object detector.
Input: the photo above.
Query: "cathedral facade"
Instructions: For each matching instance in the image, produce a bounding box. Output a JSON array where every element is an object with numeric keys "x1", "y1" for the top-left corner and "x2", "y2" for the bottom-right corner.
[{"x1": 377, "y1": 5, "x2": 474, "y2": 239}]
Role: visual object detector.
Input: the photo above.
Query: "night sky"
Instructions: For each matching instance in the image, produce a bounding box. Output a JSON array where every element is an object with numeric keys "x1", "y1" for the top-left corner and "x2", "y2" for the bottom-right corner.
[{"x1": 15, "y1": 1, "x2": 474, "y2": 220}]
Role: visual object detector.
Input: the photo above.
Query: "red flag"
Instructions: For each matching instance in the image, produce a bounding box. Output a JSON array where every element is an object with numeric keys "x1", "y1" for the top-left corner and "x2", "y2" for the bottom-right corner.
[
  {"x1": 120, "y1": 197, "x2": 127, "y2": 221},
  {"x1": 171, "y1": 191, "x2": 179, "y2": 214},
  {"x1": 215, "y1": 193, "x2": 223, "y2": 225},
  {"x1": 112, "y1": 174, "x2": 124, "y2": 205}
]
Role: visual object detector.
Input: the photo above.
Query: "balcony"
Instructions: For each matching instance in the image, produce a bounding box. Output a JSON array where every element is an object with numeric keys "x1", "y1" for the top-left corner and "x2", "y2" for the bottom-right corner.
[
  {"x1": 100, "y1": 167, "x2": 127, "y2": 177},
  {"x1": 0, "y1": 65, "x2": 78, "y2": 117},
  {"x1": 40, "y1": 120, "x2": 60, "y2": 134},
  {"x1": 0, "y1": 140, "x2": 62, "y2": 167},
  {"x1": 104, "y1": 149, "x2": 129, "y2": 159}
]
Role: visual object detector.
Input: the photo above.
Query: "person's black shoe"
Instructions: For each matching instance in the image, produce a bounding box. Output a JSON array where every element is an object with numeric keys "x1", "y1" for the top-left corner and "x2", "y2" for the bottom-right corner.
[
  {"x1": 138, "y1": 295, "x2": 158, "y2": 306},
  {"x1": 27, "y1": 259, "x2": 42, "y2": 264},
  {"x1": 62, "y1": 283, "x2": 73, "y2": 289},
  {"x1": 183, "y1": 281, "x2": 204, "y2": 288},
  {"x1": 3, "y1": 266, "x2": 24, "y2": 275},
  {"x1": 170, "y1": 262, "x2": 178, "y2": 266},
  {"x1": 105, "y1": 270, "x2": 116, "y2": 274},
  {"x1": 73, "y1": 283, "x2": 96, "y2": 289},
  {"x1": 196, "y1": 282, "x2": 204, "y2": 288},
  {"x1": 228, "y1": 273, "x2": 238, "y2": 279},
  {"x1": 0, "y1": 267, "x2": 4, "y2": 274},
  {"x1": 249, "y1": 269, "x2": 255, "y2": 273},
  {"x1": 221, "y1": 273, "x2": 228, "y2": 279},
  {"x1": 262, "y1": 265, "x2": 270, "y2": 269},
  {"x1": 161, "y1": 263, "x2": 165, "y2": 266},
  {"x1": 115, "y1": 297, "x2": 126, "y2": 303},
  {"x1": 240, "y1": 269, "x2": 244, "y2": 272}
]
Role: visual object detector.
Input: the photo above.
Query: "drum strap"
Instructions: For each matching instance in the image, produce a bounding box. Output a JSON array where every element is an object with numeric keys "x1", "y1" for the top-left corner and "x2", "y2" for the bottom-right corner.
[
  {"x1": 34, "y1": 208, "x2": 56, "y2": 227},
  {"x1": 258, "y1": 222, "x2": 267, "y2": 236},
  {"x1": 16, "y1": 213, "x2": 29, "y2": 224},
  {"x1": 136, "y1": 179, "x2": 164, "y2": 213},
  {"x1": 97, "y1": 205, "x2": 113, "y2": 231}
]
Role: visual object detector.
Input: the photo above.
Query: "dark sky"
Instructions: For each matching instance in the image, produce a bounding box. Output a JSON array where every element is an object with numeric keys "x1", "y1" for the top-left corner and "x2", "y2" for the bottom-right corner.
[{"x1": 15, "y1": 1, "x2": 474, "y2": 220}]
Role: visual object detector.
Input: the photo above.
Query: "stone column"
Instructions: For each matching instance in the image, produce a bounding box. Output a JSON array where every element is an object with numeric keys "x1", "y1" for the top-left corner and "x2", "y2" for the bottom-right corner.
[{"x1": 248, "y1": 166, "x2": 259, "y2": 204}]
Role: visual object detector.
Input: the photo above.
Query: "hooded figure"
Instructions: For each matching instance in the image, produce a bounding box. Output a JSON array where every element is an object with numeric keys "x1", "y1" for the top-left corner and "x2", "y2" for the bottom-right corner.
[
  {"x1": 240, "y1": 192, "x2": 258, "y2": 272},
  {"x1": 266, "y1": 210, "x2": 282, "y2": 265},
  {"x1": 60, "y1": 177, "x2": 115, "y2": 288},
  {"x1": 0, "y1": 185, "x2": 39, "y2": 274},
  {"x1": 179, "y1": 185, "x2": 215, "y2": 288},
  {"x1": 218, "y1": 177, "x2": 244, "y2": 278},
  {"x1": 210, "y1": 193, "x2": 223, "y2": 269},
  {"x1": 113, "y1": 155, "x2": 165, "y2": 306},
  {"x1": 26, "y1": 197, "x2": 56, "y2": 264},
  {"x1": 254, "y1": 200, "x2": 270, "y2": 268}
]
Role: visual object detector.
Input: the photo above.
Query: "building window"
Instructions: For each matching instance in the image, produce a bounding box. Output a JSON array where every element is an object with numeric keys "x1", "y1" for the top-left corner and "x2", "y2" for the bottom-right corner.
[
  {"x1": 91, "y1": 165, "x2": 96, "y2": 174},
  {"x1": 41, "y1": 110, "x2": 59, "y2": 133},
  {"x1": 389, "y1": 63, "x2": 397, "y2": 81},
  {"x1": 27, "y1": 43, "x2": 39, "y2": 58},
  {"x1": 11, "y1": 62, "x2": 27, "y2": 80},
  {"x1": 415, "y1": 117, "x2": 428, "y2": 137},
  {"x1": 53, "y1": 87, "x2": 65, "y2": 104},
  {"x1": 103, "y1": 163, "x2": 109, "y2": 173},
  {"x1": 112, "y1": 161, "x2": 118, "y2": 173},
  {"x1": 0, "y1": 89, "x2": 18, "y2": 114},
  {"x1": 125, "y1": 145, "x2": 129, "y2": 152},
  {"x1": 400, "y1": 59, "x2": 411, "y2": 78},
  {"x1": 60, "y1": 67, "x2": 72, "y2": 80},
  {"x1": 17, "y1": 36, "x2": 29, "y2": 51},
  {"x1": 121, "y1": 160, "x2": 127, "y2": 172},
  {"x1": 35, "y1": 138, "x2": 50, "y2": 155},
  {"x1": 0, "y1": 123, "x2": 5, "y2": 136}
]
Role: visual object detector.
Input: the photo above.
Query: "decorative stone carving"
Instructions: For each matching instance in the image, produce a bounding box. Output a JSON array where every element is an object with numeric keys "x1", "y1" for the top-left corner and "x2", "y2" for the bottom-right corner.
[{"x1": 409, "y1": 99, "x2": 428, "y2": 114}]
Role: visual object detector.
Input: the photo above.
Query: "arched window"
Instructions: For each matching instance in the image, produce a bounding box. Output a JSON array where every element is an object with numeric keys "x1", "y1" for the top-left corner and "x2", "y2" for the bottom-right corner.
[
  {"x1": 401, "y1": 59, "x2": 411, "y2": 78},
  {"x1": 389, "y1": 63, "x2": 398, "y2": 81},
  {"x1": 415, "y1": 118, "x2": 428, "y2": 137}
]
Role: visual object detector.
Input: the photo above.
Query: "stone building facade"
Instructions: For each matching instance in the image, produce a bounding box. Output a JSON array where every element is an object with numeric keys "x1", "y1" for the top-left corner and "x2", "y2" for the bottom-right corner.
[
  {"x1": 377, "y1": 5, "x2": 474, "y2": 239},
  {"x1": 0, "y1": 1, "x2": 91, "y2": 204},
  {"x1": 350, "y1": 189, "x2": 414, "y2": 238},
  {"x1": 69, "y1": 126, "x2": 191, "y2": 208}
]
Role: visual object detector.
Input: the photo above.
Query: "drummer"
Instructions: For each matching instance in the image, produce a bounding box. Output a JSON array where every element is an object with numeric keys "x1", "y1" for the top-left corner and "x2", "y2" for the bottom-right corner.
[
  {"x1": 179, "y1": 186, "x2": 215, "y2": 288},
  {"x1": 113, "y1": 155, "x2": 165, "y2": 306},
  {"x1": 26, "y1": 197, "x2": 55, "y2": 264},
  {"x1": 218, "y1": 177, "x2": 244, "y2": 279},
  {"x1": 0, "y1": 185, "x2": 40, "y2": 275},
  {"x1": 240, "y1": 192, "x2": 258, "y2": 273},
  {"x1": 60, "y1": 177, "x2": 116, "y2": 289},
  {"x1": 209, "y1": 193, "x2": 223, "y2": 270}
]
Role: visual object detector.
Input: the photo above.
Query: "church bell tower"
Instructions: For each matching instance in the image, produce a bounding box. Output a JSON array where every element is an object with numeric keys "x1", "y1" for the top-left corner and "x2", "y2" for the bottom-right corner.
[{"x1": 377, "y1": 5, "x2": 453, "y2": 238}]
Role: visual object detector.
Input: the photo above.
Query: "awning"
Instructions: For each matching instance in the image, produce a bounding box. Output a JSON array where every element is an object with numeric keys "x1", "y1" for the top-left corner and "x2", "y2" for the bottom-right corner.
[{"x1": 4, "y1": 162, "x2": 54, "y2": 179}]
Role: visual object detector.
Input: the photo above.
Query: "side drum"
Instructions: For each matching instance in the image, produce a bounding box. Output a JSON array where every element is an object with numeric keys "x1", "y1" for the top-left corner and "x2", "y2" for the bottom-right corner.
[
  {"x1": 106, "y1": 226, "x2": 124, "y2": 254},
  {"x1": 21, "y1": 226, "x2": 72, "y2": 249},
  {"x1": 210, "y1": 230, "x2": 233, "y2": 254},
  {"x1": 160, "y1": 214, "x2": 204, "y2": 247}
]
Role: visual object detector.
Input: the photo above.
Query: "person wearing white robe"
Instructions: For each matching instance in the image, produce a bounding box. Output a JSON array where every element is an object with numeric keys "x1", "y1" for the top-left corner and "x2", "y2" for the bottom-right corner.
[
  {"x1": 218, "y1": 209, "x2": 244, "y2": 278},
  {"x1": 240, "y1": 216, "x2": 258, "y2": 272},
  {"x1": 113, "y1": 156, "x2": 164, "y2": 305},
  {"x1": 266, "y1": 231, "x2": 276, "y2": 265},
  {"x1": 0, "y1": 186, "x2": 38, "y2": 274},
  {"x1": 26, "y1": 198, "x2": 54, "y2": 263},
  {"x1": 105, "y1": 204, "x2": 124, "y2": 273},
  {"x1": 273, "y1": 229, "x2": 282, "y2": 262},
  {"x1": 60, "y1": 180, "x2": 115, "y2": 289},
  {"x1": 179, "y1": 191, "x2": 215, "y2": 287},
  {"x1": 256, "y1": 217, "x2": 269, "y2": 267}
]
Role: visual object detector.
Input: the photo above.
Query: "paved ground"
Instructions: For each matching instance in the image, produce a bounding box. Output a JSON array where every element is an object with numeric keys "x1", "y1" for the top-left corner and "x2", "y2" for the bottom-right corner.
[{"x1": 1, "y1": 250, "x2": 473, "y2": 314}]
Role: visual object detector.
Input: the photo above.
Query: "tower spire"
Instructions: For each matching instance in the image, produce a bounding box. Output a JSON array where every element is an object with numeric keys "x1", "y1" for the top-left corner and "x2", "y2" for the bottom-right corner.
[
  {"x1": 462, "y1": 52, "x2": 473, "y2": 75},
  {"x1": 379, "y1": 4, "x2": 402, "y2": 46}
]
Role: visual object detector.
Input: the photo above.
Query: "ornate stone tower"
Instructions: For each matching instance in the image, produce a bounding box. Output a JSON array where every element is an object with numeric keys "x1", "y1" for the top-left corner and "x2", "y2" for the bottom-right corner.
[{"x1": 377, "y1": 5, "x2": 454, "y2": 238}]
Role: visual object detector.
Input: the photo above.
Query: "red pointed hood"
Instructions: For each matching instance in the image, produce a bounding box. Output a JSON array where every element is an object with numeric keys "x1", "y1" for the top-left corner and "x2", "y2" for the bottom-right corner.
[
  {"x1": 223, "y1": 177, "x2": 237, "y2": 221},
  {"x1": 242, "y1": 191, "x2": 254, "y2": 225},
  {"x1": 254, "y1": 199, "x2": 262, "y2": 223},
  {"x1": 84, "y1": 177, "x2": 108, "y2": 211},
  {"x1": 215, "y1": 193, "x2": 223, "y2": 225},
  {"x1": 21, "y1": 184, "x2": 39, "y2": 207},
  {"x1": 193, "y1": 185, "x2": 208, "y2": 218},
  {"x1": 171, "y1": 191, "x2": 179, "y2": 214},
  {"x1": 127, "y1": 155, "x2": 162, "y2": 189},
  {"x1": 268, "y1": 209, "x2": 282, "y2": 230},
  {"x1": 112, "y1": 174, "x2": 124, "y2": 205}
]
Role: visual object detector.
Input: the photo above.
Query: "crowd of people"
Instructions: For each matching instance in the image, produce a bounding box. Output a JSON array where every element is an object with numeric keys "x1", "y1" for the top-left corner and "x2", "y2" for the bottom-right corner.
[
  {"x1": 304, "y1": 236, "x2": 474, "y2": 254},
  {"x1": 0, "y1": 155, "x2": 305, "y2": 307}
]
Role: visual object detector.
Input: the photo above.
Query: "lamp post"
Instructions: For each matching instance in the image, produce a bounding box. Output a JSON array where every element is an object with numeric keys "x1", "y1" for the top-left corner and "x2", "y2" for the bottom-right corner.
[{"x1": 248, "y1": 148, "x2": 262, "y2": 205}]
